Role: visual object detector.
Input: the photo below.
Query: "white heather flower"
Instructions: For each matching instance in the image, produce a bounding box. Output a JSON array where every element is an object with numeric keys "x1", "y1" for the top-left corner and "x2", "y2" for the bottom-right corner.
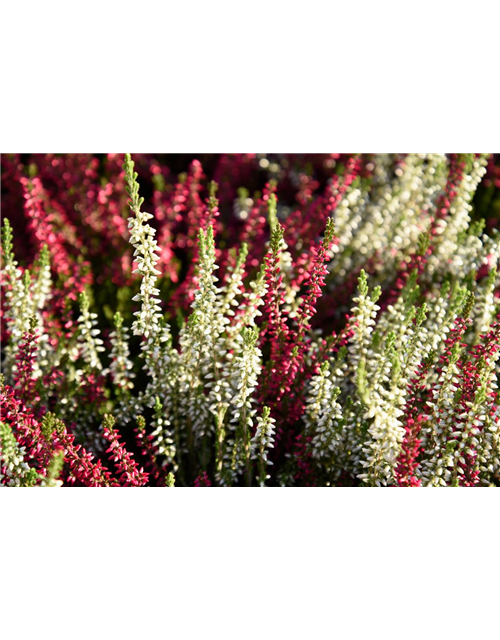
[
  {"x1": 128, "y1": 207, "x2": 163, "y2": 340},
  {"x1": 124, "y1": 153, "x2": 167, "y2": 351},
  {"x1": 1, "y1": 220, "x2": 34, "y2": 381},
  {"x1": 178, "y1": 225, "x2": 229, "y2": 441},
  {"x1": 427, "y1": 157, "x2": 488, "y2": 282},
  {"x1": 150, "y1": 396, "x2": 177, "y2": 472},
  {"x1": 348, "y1": 270, "x2": 381, "y2": 382},
  {"x1": 251, "y1": 406, "x2": 276, "y2": 486},
  {"x1": 222, "y1": 326, "x2": 262, "y2": 485},
  {"x1": 305, "y1": 362, "x2": 344, "y2": 464},
  {"x1": 230, "y1": 264, "x2": 268, "y2": 337},
  {"x1": 329, "y1": 154, "x2": 446, "y2": 289},
  {"x1": 0, "y1": 422, "x2": 37, "y2": 487},
  {"x1": 221, "y1": 243, "x2": 248, "y2": 319},
  {"x1": 124, "y1": 154, "x2": 177, "y2": 454},
  {"x1": 473, "y1": 265, "x2": 499, "y2": 342},
  {"x1": 77, "y1": 291, "x2": 104, "y2": 372},
  {"x1": 108, "y1": 312, "x2": 135, "y2": 391}
]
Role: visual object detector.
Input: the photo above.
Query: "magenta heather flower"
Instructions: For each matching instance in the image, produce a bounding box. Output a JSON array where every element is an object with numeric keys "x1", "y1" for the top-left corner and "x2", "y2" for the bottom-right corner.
[
  {"x1": 13, "y1": 321, "x2": 40, "y2": 408},
  {"x1": 102, "y1": 414, "x2": 149, "y2": 487}
]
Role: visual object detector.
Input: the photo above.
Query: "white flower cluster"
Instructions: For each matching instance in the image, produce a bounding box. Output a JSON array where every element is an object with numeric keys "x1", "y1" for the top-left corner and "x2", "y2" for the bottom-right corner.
[
  {"x1": 481, "y1": 405, "x2": 500, "y2": 482},
  {"x1": 230, "y1": 264, "x2": 268, "y2": 336},
  {"x1": 305, "y1": 363, "x2": 344, "y2": 464},
  {"x1": 1, "y1": 268, "x2": 32, "y2": 380},
  {"x1": 128, "y1": 206, "x2": 163, "y2": 340},
  {"x1": 31, "y1": 244, "x2": 52, "y2": 313},
  {"x1": 221, "y1": 244, "x2": 249, "y2": 317},
  {"x1": 1, "y1": 221, "x2": 54, "y2": 382},
  {"x1": 329, "y1": 154, "x2": 447, "y2": 285},
  {"x1": 122, "y1": 161, "x2": 271, "y2": 483},
  {"x1": 108, "y1": 312, "x2": 135, "y2": 392},
  {"x1": 291, "y1": 155, "x2": 500, "y2": 487},
  {"x1": 220, "y1": 326, "x2": 262, "y2": 485},
  {"x1": 76, "y1": 292, "x2": 104, "y2": 371},
  {"x1": 124, "y1": 153, "x2": 173, "y2": 395},
  {"x1": 251, "y1": 406, "x2": 276, "y2": 486},
  {"x1": 150, "y1": 396, "x2": 177, "y2": 471},
  {"x1": 430, "y1": 157, "x2": 488, "y2": 277},
  {"x1": 107, "y1": 311, "x2": 136, "y2": 423},
  {"x1": 124, "y1": 154, "x2": 163, "y2": 349},
  {"x1": 473, "y1": 266, "x2": 500, "y2": 342},
  {"x1": 178, "y1": 225, "x2": 229, "y2": 441},
  {"x1": 348, "y1": 270, "x2": 380, "y2": 383},
  {"x1": 0, "y1": 421, "x2": 36, "y2": 487},
  {"x1": 124, "y1": 154, "x2": 178, "y2": 463},
  {"x1": 30, "y1": 246, "x2": 53, "y2": 378},
  {"x1": 357, "y1": 387, "x2": 406, "y2": 486}
]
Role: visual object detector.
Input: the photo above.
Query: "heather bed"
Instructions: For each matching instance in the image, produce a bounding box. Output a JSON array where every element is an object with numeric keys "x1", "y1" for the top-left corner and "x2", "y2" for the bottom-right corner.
[{"x1": 1, "y1": 153, "x2": 499, "y2": 487}]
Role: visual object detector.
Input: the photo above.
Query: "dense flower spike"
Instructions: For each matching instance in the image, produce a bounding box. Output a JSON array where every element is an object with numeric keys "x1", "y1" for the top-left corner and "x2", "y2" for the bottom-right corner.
[
  {"x1": 0, "y1": 420, "x2": 39, "y2": 486},
  {"x1": 102, "y1": 414, "x2": 149, "y2": 487},
  {"x1": 2, "y1": 153, "x2": 500, "y2": 486},
  {"x1": 125, "y1": 154, "x2": 164, "y2": 341},
  {"x1": 77, "y1": 291, "x2": 104, "y2": 371},
  {"x1": 223, "y1": 326, "x2": 262, "y2": 486},
  {"x1": 251, "y1": 407, "x2": 276, "y2": 486}
]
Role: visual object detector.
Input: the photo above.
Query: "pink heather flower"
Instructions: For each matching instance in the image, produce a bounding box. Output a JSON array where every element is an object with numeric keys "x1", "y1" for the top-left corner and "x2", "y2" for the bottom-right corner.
[
  {"x1": 13, "y1": 325, "x2": 40, "y2": 409},
  {"x1": 194, "y1": 471, "x2": 212, "y2": 487},
  {"x1": 242, "y1": 181, "x2": 278, "y2": 270},
  {"x1": 102, "y1": 415, "x2": 149, "y2": 487}
]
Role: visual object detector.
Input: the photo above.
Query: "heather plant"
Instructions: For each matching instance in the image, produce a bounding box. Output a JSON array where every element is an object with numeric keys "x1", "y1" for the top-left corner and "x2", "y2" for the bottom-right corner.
[{"x1": 1, "y1": 153, "x2": 499, "y2": 487}]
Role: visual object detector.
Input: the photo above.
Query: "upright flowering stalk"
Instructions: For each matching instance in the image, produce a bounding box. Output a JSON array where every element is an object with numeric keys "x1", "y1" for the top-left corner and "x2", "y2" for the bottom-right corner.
[
  {"x1": 356, "y1": 337, "x2": 406, "y2": 487},
  {"x1": 108, "y1": 311, "x2": 135, "y2": 417},
  {"x1": 220, "y1": 244, "x2": 249, "y2": 322},
  {"x1": 262, "y1": 220, "x2": 290, "y2": 359},
  {"x1": 124, "y1": 153, "x2": 176, "y2": 472},
  {"x1": 264, "y1": 217, "x2": 338, "y2": 436},
  {"x1": 230, "y1": 264, "x2": 268, "y2": 337},
  {"x1": 251, "y1": 406, "x2": 276, "y2": 486},
  {"x1": 305, "y1": 362, "x2": 344, "y2": 469},
  {"x1": 473, "y1": 267, "x2": 499, "y2": 341},
  {"x1": 135, "y1": 414, "x2": 165, "y2": 486},
  {"x1": 13, "y1": 317, "x2": 40, "y2": 408},
  {"x1": 179, "y1": 224, "x2": 228, "y2": 442},
  {"x1": 76, "y1": 291, "x2": 104, "y2": 372},
  {"x1": 225, "y1": 326, "x2": 262, "y2": 486},
  {"x1": 420, "y1": 294, "x2": 475, "y2": 486},
  {"x1": 125, "y1": 154, "x2": 163, "y2": 340},
  {"x1": 150, "y1": 396, "x2": 176, "y2": 475},
  {"x1": 30, "y1": 244, "x2": 53, "y2": 376},
  {"x1": 259, "y1": 218, "x2": 296, "y2": 420},
  {"x1": 347, "y1": 271, "x2": 408, "y2": 486},
  {"x1": 1, "y1": 220, "x2": 32, "y2": 380},
  {"x1": 102, "y1": 414, "x2": 148, "y2": 487},
  {"x1": 348, "y1": 270, "x2": 381, "y2": 399},
  {"x1": 295, "y1": 218, "x2": 337, "y2": 336}
]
